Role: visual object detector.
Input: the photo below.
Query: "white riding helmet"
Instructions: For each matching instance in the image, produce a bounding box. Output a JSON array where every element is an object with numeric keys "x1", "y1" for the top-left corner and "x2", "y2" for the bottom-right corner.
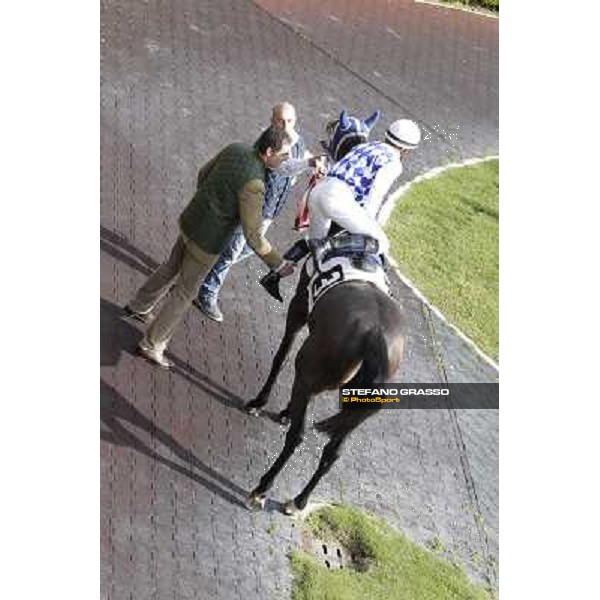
[{"x1": 385, "y1": 119, "x2": 421, "y2": 150}]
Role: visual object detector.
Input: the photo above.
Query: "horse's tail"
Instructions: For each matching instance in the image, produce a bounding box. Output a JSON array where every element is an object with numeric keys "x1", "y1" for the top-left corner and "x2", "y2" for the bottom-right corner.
[
  {"x1": 315, "y1": 327, "x2": 389, "y2": 436},
  {"x1": 352, "y1": 326, "x2": 390, "y2": 388}
]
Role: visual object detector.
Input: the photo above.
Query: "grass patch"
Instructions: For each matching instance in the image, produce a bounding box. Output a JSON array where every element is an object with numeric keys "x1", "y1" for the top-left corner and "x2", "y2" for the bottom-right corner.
[
  {"x1": 291, "y1": 505, "x2": 493, "y2": 600},
  {"x1": 437, "y1": 0, "x2": 499, "y2": 13},
  {"x1": 385, "y1": 159, "x2": 499, "y2": 361}
]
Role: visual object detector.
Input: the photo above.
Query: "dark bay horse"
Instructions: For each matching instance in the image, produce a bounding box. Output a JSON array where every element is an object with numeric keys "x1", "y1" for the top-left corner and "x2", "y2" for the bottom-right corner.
[
  {"x1": 245, "y1": 110, "x2": 405, "y2": 515},
  {"x1": 246, "y1": 267, "x2": 405, "y2": 514}
]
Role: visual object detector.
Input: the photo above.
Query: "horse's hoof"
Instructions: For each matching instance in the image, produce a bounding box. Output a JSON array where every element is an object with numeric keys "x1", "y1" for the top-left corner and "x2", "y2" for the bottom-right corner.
[
  {"x1": 277, "y1": 411, "x2": 290, "y2": 426},
  {"x1": 245, "y1": 401, "x2": 265, "y2": 416},
  {"x1": 247, "y1": 492, "x2": 266, "y2": 510},
  {"x1": 245, "y1": 399, "x2": 266, "y2": 416},
  {"x1": 282, "y1": 499, "x2": 300, "y2": 516}
]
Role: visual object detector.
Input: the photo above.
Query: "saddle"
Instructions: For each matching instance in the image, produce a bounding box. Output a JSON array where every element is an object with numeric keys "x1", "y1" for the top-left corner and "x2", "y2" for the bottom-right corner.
[
  {"x1": 260, "y1": 233, "x2": 389, "y2": 306},
  {"x1": 310, "y1": 233, "x2": 380, "y2": 266},
  {"x1": 306, "y1": 234, "x2": 389, "y2": 314}
]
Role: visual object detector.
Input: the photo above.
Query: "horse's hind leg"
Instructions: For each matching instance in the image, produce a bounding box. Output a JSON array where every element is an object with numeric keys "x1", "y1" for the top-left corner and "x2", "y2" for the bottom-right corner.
[
  {"x1": 248, "y1": 376, "x2": 311, "y2": 507},
  {"x1": 286, "y1": 407, "x2": 380, "y2": 514},
  {"x1": 246, "y1": 269, "x2": 309, "y2": 414},
  {"x1": 249, "y1": 330, "x2": 335, "y2": 507}
]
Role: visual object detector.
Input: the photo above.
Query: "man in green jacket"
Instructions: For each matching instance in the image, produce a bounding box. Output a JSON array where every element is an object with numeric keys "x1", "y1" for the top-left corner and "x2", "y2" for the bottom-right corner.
[{"x1": 125, "y1": 126, "x2": 294, "y2": 368}]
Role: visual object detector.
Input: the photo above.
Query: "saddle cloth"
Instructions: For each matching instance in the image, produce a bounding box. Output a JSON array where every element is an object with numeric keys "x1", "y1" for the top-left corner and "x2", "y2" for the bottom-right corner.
[{"x1": 306, "y1": 254, "x2": 389, "y2": 314}]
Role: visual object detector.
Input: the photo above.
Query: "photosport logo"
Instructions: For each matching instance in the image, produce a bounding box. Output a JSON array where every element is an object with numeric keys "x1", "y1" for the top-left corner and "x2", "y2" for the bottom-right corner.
[{"x1": 339, "y1": 383, "x2": 499, "y2": 409}]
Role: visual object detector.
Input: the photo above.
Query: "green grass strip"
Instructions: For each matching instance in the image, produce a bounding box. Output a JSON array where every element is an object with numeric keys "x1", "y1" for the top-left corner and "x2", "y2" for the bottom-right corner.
[
  {"x1": 385, "y1": 159, "x2": 499, "y2": 361},
  {"x1": 437, "y1": 0, "x2": 499, "y2": 12},
  {"x1": 291, "y1": 505, "x2": 493, "y2": 600}
]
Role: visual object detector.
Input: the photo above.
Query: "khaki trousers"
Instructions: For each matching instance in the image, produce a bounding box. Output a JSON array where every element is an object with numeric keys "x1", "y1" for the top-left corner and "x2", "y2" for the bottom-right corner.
[{"x1": 128, "y1": 235, "x2": 218, "y2": 351}]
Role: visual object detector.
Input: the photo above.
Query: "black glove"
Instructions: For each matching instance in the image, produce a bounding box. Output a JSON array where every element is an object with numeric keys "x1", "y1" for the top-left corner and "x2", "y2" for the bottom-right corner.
[
  {"x1": 260, "y1": 270, "x2": 283, "y2": 302},
  {"x1": 283, "y1": 239, "x2": 310, "y2": 262}
]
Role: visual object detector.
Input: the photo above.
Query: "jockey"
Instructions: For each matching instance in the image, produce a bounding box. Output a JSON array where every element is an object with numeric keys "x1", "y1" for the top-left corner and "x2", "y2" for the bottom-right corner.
[
  {"x1": 307, "y1": 118, "x2": 422, "y2": 257},
  {"x1": 260, "y1": 118, "x2": 421, "y2": 301},
  {"x1": 294, "y1": 109, "x2": 380, "y2": 231}
]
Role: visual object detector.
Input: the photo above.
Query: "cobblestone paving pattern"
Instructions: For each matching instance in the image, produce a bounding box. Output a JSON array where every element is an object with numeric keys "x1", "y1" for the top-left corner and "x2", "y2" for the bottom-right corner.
[{"x1": 101, "y1": 1, "x2": 498, "y2": 598}]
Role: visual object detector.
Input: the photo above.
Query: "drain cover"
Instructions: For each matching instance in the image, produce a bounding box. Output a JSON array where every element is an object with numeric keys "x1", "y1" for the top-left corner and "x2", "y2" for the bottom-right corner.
[{"x1": 301, "y1": 529, "x2": 367, "y2": 571}]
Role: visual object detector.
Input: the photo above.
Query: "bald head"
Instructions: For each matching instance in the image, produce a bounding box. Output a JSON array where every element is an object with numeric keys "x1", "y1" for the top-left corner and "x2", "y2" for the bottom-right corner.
[{"x1": 271, "y1": 102, "x2": 297, "y2": 137}]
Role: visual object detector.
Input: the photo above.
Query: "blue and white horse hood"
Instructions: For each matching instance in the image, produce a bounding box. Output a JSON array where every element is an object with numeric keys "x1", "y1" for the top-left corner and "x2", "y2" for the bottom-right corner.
[{"x1": 322, "y1": 109, "x2": 381, "y2": 162}]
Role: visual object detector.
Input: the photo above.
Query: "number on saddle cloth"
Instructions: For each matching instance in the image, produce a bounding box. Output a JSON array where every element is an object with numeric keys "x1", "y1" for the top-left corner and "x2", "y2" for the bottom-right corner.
[
  {"x1": 305, "y1": 244, "x2": 388, "y2": 313},
  {"x1": 310, "y1": 263, "x2": 345, "y2": 301}
]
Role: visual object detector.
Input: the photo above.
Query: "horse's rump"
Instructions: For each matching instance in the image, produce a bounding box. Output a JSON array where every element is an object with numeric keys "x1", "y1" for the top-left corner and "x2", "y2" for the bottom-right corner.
[{"x1": 314, "y1": 326, "x2": 390, "y2": 435}]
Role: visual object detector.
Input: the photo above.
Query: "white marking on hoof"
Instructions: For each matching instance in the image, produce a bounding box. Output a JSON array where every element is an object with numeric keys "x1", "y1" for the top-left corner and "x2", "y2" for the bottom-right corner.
[
  {"x1": 283, "y1": 500, "x2": 299, "y2": 516},
  {"x1": 247, "y1": 493, "x2": 266, "y2": 510}
]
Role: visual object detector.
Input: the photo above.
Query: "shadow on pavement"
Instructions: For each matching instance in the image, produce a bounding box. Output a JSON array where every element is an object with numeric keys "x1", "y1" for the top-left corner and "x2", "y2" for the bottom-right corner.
[
  {"x1": 100, "y1": 225, "x2": 159, "y2": 277},
  {"x1": 100, "y1": 226, "x2": 245, "y2": 410},
  {"x1": 101, "y1": 379, "x2": 249, "y2": 509},
  {"x1": 101, "y1": 298, "x2": 246, "y2": 412},
  {"x1": 100, "y1": 297, "x2": 142, "y2": 367}
]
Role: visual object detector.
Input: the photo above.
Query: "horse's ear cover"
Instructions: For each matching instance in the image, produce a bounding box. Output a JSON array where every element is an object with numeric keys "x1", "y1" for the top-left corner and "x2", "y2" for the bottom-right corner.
[
  {"x1": 364, "y1": 110, "x2": 381, "y2": 131},
  {"x1": 339, "y1": 110, "x2": 350, "y2": 131}
]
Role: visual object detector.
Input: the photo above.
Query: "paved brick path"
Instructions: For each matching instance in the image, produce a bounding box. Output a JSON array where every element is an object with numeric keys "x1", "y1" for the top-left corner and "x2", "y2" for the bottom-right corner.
[{"x1": 101, "y1": 1, "x2": 498, "y2": 598}]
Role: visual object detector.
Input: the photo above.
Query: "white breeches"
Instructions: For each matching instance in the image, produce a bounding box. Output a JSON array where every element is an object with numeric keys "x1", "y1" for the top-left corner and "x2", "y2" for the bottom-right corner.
[{"x1": 307, "y1": 177, "x2": 390, "y2": 255}]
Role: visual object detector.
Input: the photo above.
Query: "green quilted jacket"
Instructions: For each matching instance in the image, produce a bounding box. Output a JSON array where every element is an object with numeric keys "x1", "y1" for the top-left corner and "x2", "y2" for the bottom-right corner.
[{"x1": 179, "y1": 143, "x2": 265, "y2": 255}]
